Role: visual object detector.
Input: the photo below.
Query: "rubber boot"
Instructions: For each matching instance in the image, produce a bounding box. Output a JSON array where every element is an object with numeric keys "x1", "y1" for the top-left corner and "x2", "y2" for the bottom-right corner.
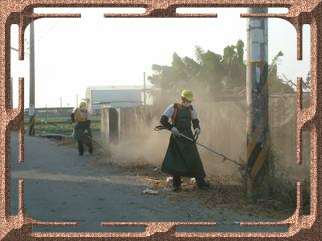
[
  {"x1": 78, "y1": 140, "x2": 84, "y2": 156},
  {"x1": 172, "y1": 175, "x2": 182, "y2": 192}
]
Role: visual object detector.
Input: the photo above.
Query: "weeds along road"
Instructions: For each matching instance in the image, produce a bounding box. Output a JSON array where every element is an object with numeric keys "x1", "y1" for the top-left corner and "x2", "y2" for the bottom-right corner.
[{"x1": 10, "y1": 132, "x2": 288, "y2": 233}]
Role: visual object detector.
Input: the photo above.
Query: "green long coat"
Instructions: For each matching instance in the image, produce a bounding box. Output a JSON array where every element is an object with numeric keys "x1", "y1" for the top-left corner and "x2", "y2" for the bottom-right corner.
[{"x1": 161, "y1": 106, "x2": 206, "y2": 178}]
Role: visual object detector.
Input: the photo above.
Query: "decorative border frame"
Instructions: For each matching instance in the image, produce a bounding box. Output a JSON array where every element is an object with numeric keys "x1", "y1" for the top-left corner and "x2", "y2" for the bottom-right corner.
[{"x1": 1, "y1": 0, "x2": 321, "y2": 240}]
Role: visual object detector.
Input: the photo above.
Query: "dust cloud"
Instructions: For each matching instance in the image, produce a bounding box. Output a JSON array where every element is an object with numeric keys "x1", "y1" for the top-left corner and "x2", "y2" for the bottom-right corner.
[
  {"x1": 99, "y1": 88, "x2": 247, "y2": 184},
  {"x1": 105, "y1": 119, "x2": 169, "y2": 168},
  {"x1": 97, "y1": 81, "x2": 310, "y2": 187}
]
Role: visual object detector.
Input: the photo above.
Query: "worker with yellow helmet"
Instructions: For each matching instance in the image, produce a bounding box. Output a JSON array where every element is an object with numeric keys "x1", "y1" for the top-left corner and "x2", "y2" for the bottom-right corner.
[
  {"x1": 71, "y1": 101, "x2": 93, "y2": 156},
  {"x1": 160, "y1": 89, "x2": 209, "y2": 191}
]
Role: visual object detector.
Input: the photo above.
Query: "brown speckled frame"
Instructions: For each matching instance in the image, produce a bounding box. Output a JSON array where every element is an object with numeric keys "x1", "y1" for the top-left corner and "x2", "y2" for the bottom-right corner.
[{"x1": 0, "y1": 0, "x2": 321, "y2": 240}]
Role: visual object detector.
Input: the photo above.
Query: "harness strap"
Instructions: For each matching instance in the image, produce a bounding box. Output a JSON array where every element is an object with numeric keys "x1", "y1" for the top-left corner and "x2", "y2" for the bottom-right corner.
[
  {"x1": 171, "y1": 103, "x2": 193, "y2": 125},
  {"x1": 75, "y1": 108, "x2": 88, "y2": 122}
]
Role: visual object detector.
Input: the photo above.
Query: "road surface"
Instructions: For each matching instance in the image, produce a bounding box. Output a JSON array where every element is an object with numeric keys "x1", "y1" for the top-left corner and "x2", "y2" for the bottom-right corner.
[{"x1": 10, "y1": 133, "x2": 288, "y2": 233}]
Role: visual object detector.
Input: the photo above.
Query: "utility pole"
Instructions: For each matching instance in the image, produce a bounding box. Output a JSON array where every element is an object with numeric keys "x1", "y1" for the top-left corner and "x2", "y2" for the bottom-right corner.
[
  {"x1": 29, "y1": 22, "x2": 35, "y2": 109},
  {"x1": 246, "y1": 8, "x2": 271, "y2": 200},
  {"x1": 28, "y1": 18, "x2": 36, "y2": 136}
]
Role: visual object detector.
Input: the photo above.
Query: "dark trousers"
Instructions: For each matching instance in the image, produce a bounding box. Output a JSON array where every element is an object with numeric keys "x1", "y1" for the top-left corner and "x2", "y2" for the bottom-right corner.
[
  {"x1": 173, "y1": 175, "x2": 207, "y2": 188},
  {"x1": 78, "y1": 140, "x2": 84, "y2": 155},
  {"x1": 28, "y1": 116, "x2": 35, "y2": 136},
  {"x1": 78, "y1": 135, "x2": 93, "y2": 155}
]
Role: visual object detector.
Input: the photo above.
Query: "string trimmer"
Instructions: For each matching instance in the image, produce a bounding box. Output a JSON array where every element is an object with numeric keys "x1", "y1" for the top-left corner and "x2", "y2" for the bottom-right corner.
[{"x1": 154, "y1": 125, "x2": 245, "y2": 169}]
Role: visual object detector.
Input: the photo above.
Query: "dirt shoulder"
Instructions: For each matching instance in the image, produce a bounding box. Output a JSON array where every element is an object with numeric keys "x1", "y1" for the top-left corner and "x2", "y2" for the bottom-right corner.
[
  {"x1": 91, "y1": 158, "x2": 294, "y2": 222},
  {"x1": 58, "y1": 136, "x2": 295, "y2": 222}
]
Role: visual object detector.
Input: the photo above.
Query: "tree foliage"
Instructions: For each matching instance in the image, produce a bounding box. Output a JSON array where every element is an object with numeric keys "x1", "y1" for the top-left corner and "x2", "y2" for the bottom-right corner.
[{"x1": 148, "y1": 40, "x2": 294, "y2": 102}]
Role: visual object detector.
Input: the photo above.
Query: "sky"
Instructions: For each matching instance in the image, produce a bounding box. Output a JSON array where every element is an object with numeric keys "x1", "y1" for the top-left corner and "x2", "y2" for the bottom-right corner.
[{"x1": 10, "y1": 7, "x2": 310, "y2": 108}]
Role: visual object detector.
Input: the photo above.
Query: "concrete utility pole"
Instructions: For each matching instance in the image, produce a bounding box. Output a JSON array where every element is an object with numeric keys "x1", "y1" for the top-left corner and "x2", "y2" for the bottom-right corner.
[
  {"x1": 28, "y1": 19, "x2": 36, "y2": 136},
  {"x1": 246, "y1": 8, "x2": 271, "y2": 200},
  {"x1": 29, "y1": 21, "x2": 35, "y2": 110}
]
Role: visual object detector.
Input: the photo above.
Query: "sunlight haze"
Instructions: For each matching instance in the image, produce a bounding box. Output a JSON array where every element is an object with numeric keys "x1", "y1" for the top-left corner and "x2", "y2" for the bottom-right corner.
[{"x1": 10, "y1": 7, "x2": 310, "y2": 108}]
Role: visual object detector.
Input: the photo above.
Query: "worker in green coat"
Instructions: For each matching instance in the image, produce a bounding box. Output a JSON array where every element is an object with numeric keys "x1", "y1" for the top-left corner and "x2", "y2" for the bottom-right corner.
[
  {"x1": 71, "y1": 101, "x2": 93, "y2": 156},
  {"x1": 160, "y1": 90, "x2": 210, "y2": 192}
]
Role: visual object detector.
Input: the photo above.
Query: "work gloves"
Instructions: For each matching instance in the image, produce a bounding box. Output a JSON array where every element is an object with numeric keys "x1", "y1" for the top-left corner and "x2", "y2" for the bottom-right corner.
[
  {"x1": 194, "y1": 128, "x2": 201, "y2": 135},
  {"x1": 171, "y1": 127, "x2": 181, "y2": 137}
]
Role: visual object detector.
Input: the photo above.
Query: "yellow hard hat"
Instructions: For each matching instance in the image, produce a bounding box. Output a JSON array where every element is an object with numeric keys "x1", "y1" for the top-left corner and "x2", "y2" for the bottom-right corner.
[
  {"x1": 79, "y1": 101, "x2": 87, "y2": 109},
  {"x1": 181, "y1": 89, "x2": 194, "y2": 102}
]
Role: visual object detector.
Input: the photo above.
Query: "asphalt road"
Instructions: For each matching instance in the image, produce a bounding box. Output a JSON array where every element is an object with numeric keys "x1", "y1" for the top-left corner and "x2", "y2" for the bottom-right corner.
[{"x1": 10, "y1": 133, "x2": 288, "y2": 233}]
